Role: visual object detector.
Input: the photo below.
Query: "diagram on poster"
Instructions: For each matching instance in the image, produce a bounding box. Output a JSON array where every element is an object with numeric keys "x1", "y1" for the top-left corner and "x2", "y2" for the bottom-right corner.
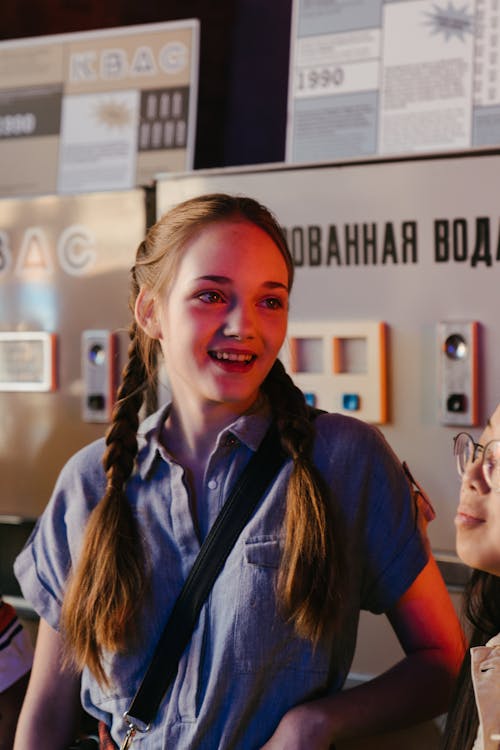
[{"x1": 57, "y1": 90, "x2": 140, "y2": 193}]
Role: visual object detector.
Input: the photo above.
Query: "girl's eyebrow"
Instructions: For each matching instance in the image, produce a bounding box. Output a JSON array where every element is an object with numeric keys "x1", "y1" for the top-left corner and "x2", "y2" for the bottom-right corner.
[
  {"x1": 196, "y1": 275, "x2": 230, "y2": 283},
  {"x1": 265, "y1": 281, "x2": 289, "y2": 291},
  {"x1": 195, "y1": 275, "x2": 289, "y2": 291}
]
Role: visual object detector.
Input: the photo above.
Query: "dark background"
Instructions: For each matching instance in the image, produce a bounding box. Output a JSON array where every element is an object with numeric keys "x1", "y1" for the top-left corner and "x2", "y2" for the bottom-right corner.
[{"x1": 1, "y1": 0, "x2": 293, "y2": 169}]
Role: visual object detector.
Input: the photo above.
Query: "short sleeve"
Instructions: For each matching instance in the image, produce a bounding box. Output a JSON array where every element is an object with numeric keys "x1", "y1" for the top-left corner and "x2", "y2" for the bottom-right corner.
[
  {"x1": 14, "y1": 439, "x2": 107, "y2": 630},
  {"x1": 353, "y1": 426, "x2": 430, "y2": 613},
  {"x1": 313, "y1": 414, "x2": 431, "y2": 615}
]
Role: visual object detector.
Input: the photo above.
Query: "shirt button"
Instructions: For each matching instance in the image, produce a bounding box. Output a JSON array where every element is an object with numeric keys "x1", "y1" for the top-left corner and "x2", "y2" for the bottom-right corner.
[{"x1": 207, "y1": 479, "x2": 218, "y2": 490}]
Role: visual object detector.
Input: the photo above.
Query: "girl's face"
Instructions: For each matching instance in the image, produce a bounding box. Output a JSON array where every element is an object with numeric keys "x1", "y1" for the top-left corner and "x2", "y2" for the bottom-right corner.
[
  {"x1": 141, "y1": 219, "x2": 290, "y2": 417},
  {"x1": 455, "y1": 403, "x2": 500, "y2": 575}
]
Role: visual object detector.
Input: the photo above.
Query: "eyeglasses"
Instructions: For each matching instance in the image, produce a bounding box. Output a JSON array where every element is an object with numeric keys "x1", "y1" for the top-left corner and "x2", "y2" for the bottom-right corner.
[{"x1": 453, "y1": 432, "x2": 500, "y2": 492}]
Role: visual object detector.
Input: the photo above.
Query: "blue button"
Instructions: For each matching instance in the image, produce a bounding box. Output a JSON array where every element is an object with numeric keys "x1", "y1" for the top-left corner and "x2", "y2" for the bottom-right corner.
[
  {"x1": 304, "y1": 392, "x2": 316, "y2": 406},
  {"x1": 342, "y1": 393, "x2": 360, "y2": 411}
]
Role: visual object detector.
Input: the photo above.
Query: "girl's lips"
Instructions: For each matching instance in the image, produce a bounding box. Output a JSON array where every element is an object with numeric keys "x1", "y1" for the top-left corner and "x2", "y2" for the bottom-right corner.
[
  {"x1": 208, "y1": 349, "x2": 257, "y2": 373},
  {"x1": 455, "y1": 508, "x2": 485, "y2": 528}
]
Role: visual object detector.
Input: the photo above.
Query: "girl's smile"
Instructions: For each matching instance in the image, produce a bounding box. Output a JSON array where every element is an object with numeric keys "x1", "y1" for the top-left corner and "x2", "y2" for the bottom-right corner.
[{"x1": 208, "y1": 348, "x2": 257, "y2": 367}]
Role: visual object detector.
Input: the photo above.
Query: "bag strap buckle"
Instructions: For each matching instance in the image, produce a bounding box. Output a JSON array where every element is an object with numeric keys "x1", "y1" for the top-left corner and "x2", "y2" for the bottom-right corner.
[{"x1": 120, "y1": 714, "x2": 150, "y2": 749}]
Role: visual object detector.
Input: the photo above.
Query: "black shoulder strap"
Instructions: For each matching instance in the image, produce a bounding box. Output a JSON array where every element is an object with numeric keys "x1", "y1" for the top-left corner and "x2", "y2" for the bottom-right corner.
[{"x1": 123, "y1": 422, "x2": 286, "y2": 733}]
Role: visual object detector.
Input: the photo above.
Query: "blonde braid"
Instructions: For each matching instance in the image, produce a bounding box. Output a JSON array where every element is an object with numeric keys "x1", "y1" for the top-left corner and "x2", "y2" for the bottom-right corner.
[
  {"x1": 61, "y1": 324, "x2": 149, "y2": 685},
  {"x1": 262, "y1": 360, "x2": 344, "y2": 645}
]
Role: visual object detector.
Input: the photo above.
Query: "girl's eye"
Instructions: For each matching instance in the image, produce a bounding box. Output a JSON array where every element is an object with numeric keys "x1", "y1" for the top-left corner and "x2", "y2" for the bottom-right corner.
[
  {"x1": 486, "y1": 456, "x2": 497, "y2": 472},
  {"x1": 261, "y1": 296, "x2": 285, "y2": 310},
  {"x1": 197, "y1": 290, "x2": 225, "y2": 304},
  {"x1": 485, "y1": 443, "x2": 500, "y2": 467}
]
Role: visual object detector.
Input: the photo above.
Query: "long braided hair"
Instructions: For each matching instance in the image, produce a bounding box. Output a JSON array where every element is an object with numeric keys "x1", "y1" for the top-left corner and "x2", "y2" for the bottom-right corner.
[
  {"x1": 441, "y1": 570, "x2": 500, "y2": 750},
  {"x1": 61, "y1": 193, "x2": 344, "y2": 684}
]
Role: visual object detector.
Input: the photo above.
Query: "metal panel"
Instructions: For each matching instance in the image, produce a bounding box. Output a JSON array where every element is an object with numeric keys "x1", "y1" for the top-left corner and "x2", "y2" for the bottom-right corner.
[{"x1": 0, "y1": 189, "x2": 146, "y2": 518}]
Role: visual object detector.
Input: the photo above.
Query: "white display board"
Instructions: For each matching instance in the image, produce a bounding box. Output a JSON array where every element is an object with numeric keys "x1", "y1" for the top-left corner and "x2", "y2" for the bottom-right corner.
[
  {"x1": 156, "y1": 153, "x2": 500, "y2": 554},
  {"x1": 0, "y1": 20, "x2": 199, "y2": 198},
  {"x1": 287, "y1": 0, "x2": 500, "y2": 163}
]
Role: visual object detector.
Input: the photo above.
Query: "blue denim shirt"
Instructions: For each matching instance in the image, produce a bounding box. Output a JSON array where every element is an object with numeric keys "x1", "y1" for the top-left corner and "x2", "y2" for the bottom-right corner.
[{"x1": 15, "y1": 402, "x2": 428, "y2": 749}]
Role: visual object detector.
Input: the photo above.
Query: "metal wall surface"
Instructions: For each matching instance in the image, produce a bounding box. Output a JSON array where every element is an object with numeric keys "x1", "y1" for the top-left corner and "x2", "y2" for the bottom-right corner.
[{"x1": 0, "y1": 189, "x2": 147, "y2": 519}]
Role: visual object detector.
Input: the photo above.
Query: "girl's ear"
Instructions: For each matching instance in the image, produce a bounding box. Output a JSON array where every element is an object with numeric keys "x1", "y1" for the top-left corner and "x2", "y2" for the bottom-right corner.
[{"x1": 135, "y1": 288, "x2": 161, "y2": 339}]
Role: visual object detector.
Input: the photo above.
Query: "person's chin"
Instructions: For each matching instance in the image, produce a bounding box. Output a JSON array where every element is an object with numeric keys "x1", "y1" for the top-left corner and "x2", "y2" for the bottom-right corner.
[{"x1": 455, "y1": 536, "x2": 479, "y2": 571}]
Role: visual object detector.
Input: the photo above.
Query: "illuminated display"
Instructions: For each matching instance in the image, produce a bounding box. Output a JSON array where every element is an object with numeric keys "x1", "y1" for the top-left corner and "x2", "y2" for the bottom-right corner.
[{"x1": 0, "y1": 331, "x2": 56, "y2": 391}]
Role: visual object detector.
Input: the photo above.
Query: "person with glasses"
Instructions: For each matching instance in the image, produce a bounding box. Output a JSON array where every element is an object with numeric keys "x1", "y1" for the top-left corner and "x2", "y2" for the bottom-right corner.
[{"x1": 442, "y1": 403, "x2": 500, "y2": 750}]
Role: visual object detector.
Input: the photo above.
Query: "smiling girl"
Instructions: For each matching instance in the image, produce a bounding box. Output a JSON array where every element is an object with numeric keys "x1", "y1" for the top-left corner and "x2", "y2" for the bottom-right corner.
[
  {"x1": 442, "y1": 403, "x2": 500, "y2": 750},
  {"x1": 14, "y1": 194, "x2": 463, "y2": 749}
]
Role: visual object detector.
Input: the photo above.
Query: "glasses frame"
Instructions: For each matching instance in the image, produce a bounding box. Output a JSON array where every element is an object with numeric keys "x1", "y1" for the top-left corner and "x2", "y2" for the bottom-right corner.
[{"x1": 453, "y1": 431, "x2": 500, "y2": 493}]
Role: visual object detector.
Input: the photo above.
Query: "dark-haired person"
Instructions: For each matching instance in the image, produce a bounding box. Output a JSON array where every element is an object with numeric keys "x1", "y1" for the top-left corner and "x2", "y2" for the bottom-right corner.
[
  {"x1": 442, "y1": 404, "x2": 500, "y2": 750},
  {"x1": 14, "y1": 194, "x2": 463, "y2": 749}
]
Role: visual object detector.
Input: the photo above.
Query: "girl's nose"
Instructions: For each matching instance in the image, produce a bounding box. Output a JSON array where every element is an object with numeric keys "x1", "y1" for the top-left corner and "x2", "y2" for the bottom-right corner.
[
  {"x1": 462, "y1": 456, "x2": 489, "y2": 494},
  {"x1": 223, "y1": 303, "x2": 255, "y2": 340}
]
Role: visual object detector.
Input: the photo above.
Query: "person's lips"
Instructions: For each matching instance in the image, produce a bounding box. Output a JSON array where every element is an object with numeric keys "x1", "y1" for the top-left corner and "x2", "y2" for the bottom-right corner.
[
  {"x1": 209, "y1": 349, "x2": 256, "y2": 364},
  {"x1": 455, "y1": 506, "x2": 486, "y2": 528},
  {"x1": 208, "y1": 348, "x2": 257, "y2": 371}
]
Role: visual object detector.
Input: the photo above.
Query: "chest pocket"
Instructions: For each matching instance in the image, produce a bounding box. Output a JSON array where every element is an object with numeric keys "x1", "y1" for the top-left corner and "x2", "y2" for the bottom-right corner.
[{"x1": 233, "y1": 536, "x2": 329, "y2": 677}]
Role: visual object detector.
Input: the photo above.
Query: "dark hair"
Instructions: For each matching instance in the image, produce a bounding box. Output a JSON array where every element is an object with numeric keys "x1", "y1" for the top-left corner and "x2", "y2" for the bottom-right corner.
[
  {"x1": 442, "y1": 569, "x2": 500, "y2": 749},
  {"x1": 61, "y1": 193, "x2": 344, "y2": 684}
]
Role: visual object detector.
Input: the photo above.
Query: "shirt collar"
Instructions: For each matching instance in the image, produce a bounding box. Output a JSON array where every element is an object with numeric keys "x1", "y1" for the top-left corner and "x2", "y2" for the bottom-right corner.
[
  {"x1": 137, "y1": 402, "x2": 171, "y2": 479},
  {"x1": 136, "y1": 396, "x2": 274, "y2": 479}
]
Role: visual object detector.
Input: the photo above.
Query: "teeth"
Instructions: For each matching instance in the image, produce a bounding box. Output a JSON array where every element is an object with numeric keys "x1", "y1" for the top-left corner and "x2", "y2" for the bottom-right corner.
[{"x1": 213, "y1": 351, "x2": 253, "y2": 362}]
